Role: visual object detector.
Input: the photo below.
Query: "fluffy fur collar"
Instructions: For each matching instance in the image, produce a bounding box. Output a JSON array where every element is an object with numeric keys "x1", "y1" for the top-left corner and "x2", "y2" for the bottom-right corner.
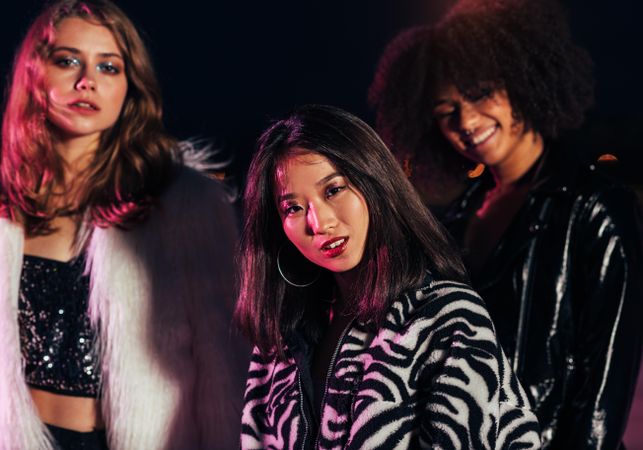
[{"x1": 0, "y1": 166, "x2": 246, "y2": 449}]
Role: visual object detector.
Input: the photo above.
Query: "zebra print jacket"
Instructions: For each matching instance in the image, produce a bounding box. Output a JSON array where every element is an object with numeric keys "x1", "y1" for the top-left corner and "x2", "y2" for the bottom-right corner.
[{"x1": 241, "y1": 277, "x2": 541, "y2": 449}]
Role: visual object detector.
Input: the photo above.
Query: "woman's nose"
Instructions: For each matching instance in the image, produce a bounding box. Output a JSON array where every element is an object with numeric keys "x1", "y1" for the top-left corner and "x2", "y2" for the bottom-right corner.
[
  {"x1": 307, "y1": 203, "x2": 337, "y2": 234},
  {"x1": 458, "y1": 102, "x2": 479, "y2": 133},
  {"x1": 75, "y1": 71, "x2": 96, "y2": 91}
]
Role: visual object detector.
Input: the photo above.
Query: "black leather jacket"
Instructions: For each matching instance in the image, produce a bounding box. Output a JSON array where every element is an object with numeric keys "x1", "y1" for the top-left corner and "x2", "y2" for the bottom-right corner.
[{"x1": 439, "y1": 150, "x2": 643, "y2": 449}]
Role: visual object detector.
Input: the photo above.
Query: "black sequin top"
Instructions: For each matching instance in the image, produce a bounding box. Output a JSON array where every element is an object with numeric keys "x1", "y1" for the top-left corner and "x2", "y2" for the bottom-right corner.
[{"x1": 18, "y1": 254, "x2": 100, "y2": 397}]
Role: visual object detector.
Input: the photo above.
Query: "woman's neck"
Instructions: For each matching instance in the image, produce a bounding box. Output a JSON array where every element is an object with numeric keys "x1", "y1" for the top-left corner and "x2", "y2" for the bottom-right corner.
[
  {"x1": 335, "y1": 270, "x2": 356, "y2": 303},
  {"x1": 54, "y1": 134, "x2": 99, "y2": 180},
  {"x1": 490, "y1": 130, "x2": 544, "y2": 187},
  {"x1": 332, "y1": 271, "x2": 358, "y2": 316}
]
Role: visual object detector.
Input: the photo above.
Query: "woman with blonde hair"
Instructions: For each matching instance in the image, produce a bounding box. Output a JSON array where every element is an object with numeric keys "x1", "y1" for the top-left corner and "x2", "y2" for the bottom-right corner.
[{"x1": 0, "y1": 1, "x2": 244, "y2": 448}]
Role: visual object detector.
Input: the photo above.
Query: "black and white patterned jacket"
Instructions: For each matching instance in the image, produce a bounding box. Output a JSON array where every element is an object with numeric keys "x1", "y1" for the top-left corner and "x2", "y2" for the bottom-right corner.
[{"x1": 241, "y1": 276, "x2": 541, "y2": 449}]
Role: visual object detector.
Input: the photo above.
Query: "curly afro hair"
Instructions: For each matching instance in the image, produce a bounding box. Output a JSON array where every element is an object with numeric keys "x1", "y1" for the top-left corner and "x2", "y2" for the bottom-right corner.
[{"x1": 369, "y1": 0, "x2": 594, "y2": 179}]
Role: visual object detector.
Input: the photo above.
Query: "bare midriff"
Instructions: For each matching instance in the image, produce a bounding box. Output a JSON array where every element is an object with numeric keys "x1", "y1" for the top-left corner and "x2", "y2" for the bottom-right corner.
[{"x1": 30, "y1": 388, "x2": 104, "y2": 432}]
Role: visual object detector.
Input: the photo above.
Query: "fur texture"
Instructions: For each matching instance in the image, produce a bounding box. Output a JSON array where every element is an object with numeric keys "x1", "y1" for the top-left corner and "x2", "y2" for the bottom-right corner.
[
  {"x1": 0, "y1": 166, "x2": 246, "y2": 449},
  {"x1": 0, "y1": 220, "x2": 53, "y2": 450}
]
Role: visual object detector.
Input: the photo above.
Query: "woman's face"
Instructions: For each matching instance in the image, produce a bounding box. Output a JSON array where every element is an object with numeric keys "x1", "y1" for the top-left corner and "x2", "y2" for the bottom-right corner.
[
  {"x1": 275, "y1": 150, "x2": 369, "y2": 274},
  {"x1": 44, "y1": 17, "x2": 128, "y2": 142},
  {"x1": 432, "y1": 84, "x2": 537, "y2": 172}
]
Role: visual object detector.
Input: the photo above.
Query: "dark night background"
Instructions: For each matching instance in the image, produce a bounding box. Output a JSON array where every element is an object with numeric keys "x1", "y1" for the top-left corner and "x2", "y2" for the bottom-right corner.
[
  {"x1": 1, "y1": 1, "x2": 642, "y2": 445},
  {"x1": 1, "y1": 0, "x2": 642, "y2": 189}
]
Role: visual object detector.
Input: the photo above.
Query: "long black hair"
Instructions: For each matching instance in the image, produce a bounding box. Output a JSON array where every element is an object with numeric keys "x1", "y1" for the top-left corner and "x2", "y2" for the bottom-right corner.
[{"x1": 235, "y1": 105, "x2": 467, "y2": 356}]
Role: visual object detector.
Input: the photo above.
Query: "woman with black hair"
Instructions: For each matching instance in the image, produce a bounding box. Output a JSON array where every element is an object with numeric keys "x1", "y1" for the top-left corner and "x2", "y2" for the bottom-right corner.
[
  {"x1": 369, "y1": 0, "x2": 643, "y2": 447},
  {"x1": 236, "y1": 104, "x2": 540, "y2": 449}
]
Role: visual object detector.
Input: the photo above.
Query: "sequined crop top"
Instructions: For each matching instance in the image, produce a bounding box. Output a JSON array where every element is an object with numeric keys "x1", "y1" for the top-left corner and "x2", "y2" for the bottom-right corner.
[{"x1": 18, "y1": 254, "x2": 100, "y2": 397}]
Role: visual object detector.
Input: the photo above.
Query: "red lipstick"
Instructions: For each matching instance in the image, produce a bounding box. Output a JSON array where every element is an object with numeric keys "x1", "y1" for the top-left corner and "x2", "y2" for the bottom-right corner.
[{"x1": 320, "y1": 237, "x2": 348, "y2": 258}]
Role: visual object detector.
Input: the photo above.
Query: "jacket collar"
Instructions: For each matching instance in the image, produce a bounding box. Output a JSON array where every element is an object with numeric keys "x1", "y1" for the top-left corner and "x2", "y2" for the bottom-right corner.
[
  {"x1": 440, "y1": 147, "x2": 583, "y2": 290},
  {"x1": 529, "y1": 145, "x2": 581, "y2": 196},
  {"x1": 288, "y1": 271, "x2": 439, "y2": 354},
  {"x1": 441, "y1": 147, "x2": 580, "y2": 226}
]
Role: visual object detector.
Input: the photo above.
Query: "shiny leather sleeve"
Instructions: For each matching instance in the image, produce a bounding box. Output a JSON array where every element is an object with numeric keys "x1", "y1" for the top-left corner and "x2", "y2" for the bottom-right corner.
[{"x1": 559, "y1": 186, "x2": 643, "y2": 449}]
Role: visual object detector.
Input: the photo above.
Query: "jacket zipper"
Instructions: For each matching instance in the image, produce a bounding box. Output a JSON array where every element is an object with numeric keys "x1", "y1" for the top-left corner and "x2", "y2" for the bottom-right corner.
[
  {"x1": 314, "y1": 319, "x2": 354, "y2": 449},
  {"x1": 298, "y1": 372, "x2": 310, "y2": 450},
  {"x1": 513, "y1": 198, "x2": 551, "y2": 373}
]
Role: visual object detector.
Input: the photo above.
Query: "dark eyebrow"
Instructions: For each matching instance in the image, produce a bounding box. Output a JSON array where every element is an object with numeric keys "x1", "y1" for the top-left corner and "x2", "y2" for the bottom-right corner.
[
  {"x1": 315, "y1": 172, "x2": 342, "y2": 187},
  {"x1": 50, "y1": 46, "x2": 123, "y2": 60},
  {"x1": 276, "y1": 172, "x2": 343, "y2": 203},
  {"x1": 277, "y1": 193, "x2": 295, "y2": 203}
]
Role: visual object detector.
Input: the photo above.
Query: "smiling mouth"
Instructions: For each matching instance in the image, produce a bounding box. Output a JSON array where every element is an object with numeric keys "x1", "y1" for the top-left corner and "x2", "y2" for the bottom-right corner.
[
  {"x1": 465, "y1": 125, "x2": 497, "y2": 149},
  {"x1": 321, "y1": 237, "x2": 348, "y2": 257}
]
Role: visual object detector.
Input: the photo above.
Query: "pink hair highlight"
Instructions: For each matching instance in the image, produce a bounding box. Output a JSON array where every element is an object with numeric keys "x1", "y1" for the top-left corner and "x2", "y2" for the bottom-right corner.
[{"x1": 1, "y1": 0, "x2": 176, "y2": 233}]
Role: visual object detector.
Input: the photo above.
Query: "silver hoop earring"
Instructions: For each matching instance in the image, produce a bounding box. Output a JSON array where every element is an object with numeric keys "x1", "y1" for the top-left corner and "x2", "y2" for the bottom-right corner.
[{"x1": 277, "y1": 246, "x2": 320, "y2": 288}]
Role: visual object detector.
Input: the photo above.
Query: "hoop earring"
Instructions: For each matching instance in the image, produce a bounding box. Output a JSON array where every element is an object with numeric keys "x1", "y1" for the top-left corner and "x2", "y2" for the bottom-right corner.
[{"x1": 277, "y1": 246, "x2": 321, "y2": 288}]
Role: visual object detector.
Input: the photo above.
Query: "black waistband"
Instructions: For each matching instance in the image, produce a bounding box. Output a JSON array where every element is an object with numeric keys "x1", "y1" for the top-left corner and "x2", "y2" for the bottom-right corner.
[{"x1": 46, "y1": 423, "x2": 108, "y2": 450}]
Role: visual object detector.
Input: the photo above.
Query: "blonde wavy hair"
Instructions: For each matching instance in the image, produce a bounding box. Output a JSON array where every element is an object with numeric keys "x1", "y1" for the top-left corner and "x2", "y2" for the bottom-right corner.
[{"x1": 1, "y1": 0, "x2": 177, "y2": 234}]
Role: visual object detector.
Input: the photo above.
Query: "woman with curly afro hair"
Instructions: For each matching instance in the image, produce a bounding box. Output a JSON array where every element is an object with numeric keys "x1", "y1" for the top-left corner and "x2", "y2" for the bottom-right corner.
[{"x1": 370, "y1": 0, "x2": 643, "y2": 448}]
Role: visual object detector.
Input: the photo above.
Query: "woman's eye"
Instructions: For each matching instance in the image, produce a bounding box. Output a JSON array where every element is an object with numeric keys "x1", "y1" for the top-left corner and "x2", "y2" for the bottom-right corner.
[
  {"x1": 54, "y1": 56, "x2": 81, "y2": 68},
  {"x1": 433, "y1": 108, "x2": 456, "y2": 122},
  {"x1": 432, "y1": 104, "x2": 455, "y2": 119},
  {"x1": 284, "y1": 204, "x2": 303, "y2": 216},
  {"x1": 97, "y1": 62, "x2": 121, "y2": 74},
  {"x1": 326, "y1": 185, "x2": 346, "y2": 198}
]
